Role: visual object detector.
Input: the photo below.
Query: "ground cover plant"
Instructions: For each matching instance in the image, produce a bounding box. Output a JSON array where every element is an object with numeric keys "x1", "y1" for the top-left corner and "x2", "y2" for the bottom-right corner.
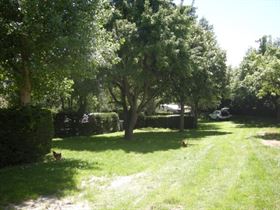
[{"x1": 0, "y1": 117, "x2": 279, "y2": 209}]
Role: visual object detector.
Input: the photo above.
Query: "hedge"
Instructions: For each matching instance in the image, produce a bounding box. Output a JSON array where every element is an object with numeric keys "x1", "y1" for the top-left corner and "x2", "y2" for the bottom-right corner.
[
  {"x1": 54, "y1": 112, "x2": 80, "y2": 137},
  {"x1": 136, "y1": 114, "x2": 196, "y2": 129},
  {"x1": 79, "y1": 113, "x2": 120, "y2": 135},
  {"x1": 54, "y1": 112, "x2": 120, "y2": 137},
  {"x1": 0, "y1": 106, "x2": 54, "y2": 168}
]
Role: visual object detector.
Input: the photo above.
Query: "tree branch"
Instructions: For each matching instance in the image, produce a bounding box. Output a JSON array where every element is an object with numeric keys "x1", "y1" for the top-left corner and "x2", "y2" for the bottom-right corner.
[{"x1": 108, "y1": 87, "x2": 122, "y2": 105}]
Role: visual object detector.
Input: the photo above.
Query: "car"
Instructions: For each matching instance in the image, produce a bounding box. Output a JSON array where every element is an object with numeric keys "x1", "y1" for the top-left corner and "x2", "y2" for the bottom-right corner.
[{"x1": 209, "y1": 107, "x2": 232, "y2": 120}]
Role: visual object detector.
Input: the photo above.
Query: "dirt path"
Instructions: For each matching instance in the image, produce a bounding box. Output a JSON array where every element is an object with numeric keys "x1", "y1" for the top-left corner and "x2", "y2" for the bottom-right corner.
[
  {"x1": 6, "y1": 196, "x2": 90, "y2": 210},
  {"x1": 261, "y1": 140, "x2": 280, "y2": 147}
]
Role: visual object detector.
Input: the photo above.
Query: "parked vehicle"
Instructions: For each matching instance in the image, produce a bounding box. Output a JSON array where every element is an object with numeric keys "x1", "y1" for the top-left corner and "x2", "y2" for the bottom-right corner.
[
  {"x1": 159, "y1": 104, "x2": 191, "y2": 114},
  {"x1": 209, "y1": 108, "x2": 232, "y2": 120}
]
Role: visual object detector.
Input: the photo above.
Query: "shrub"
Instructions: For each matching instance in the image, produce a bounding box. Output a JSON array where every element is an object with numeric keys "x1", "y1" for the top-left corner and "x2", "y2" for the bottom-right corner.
[
  {"x1": 54, "y1": 112, "x2": 120, "y2": 137},
  {"x1": 79, "y1": 112, "x2": 120, "y2": 135},
  {"x1": 54, "y1": 112, "x2": 80, "y2": 137},
  {"x1": 134, "y1": 113, "x2": 146, "y2": 129},
  {"x1": 136, "y1": 114, "x2": 196, "y2": 129},
  {"x1": 0, "y1": 106, "x2": 54, "y2": 168}
]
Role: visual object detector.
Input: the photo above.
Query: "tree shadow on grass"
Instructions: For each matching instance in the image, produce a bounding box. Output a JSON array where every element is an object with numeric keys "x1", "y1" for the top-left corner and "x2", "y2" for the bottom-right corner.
[
  {"x1": 0, "y1": 158, "x2": 100, "y2": 207},
  {"x1": 231, "y1": 116, "x2": 279, "y2": 128},
  {"x1": 53, "y1": 129, "x2": 232, "y2": 154},
  {"x1": 254, "y1": 132, "x2": 280, "y2": 141},
  {"x1": 0, "y1": 122, "x2": 231, "y2": 207}
]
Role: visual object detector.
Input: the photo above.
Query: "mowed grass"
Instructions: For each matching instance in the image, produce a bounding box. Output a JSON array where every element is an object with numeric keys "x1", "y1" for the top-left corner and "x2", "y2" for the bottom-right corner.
[{"x1": 0, "y1": 117, "x2": 280, "y2": 209}]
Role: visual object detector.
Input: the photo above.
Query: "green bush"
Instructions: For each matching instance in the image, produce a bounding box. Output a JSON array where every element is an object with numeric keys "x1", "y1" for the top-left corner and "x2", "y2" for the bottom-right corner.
[
  {"x1": 54, "y1": 112, "x2": 80, "y2": 137},
  {"x1": 0, "y1": 106, "x2": 54, "y2": 168},
  {"x1": 136, "y1": 114, "x2": 196, "y2": 129},
  {"x1": 78, "y1": 112, "x2": 120, "y2": 136},
  {"x1": 54, "y1": 112, "x2": 120, "y2": 137},
  {"x1": 134, "y1": 113, "x2": 146, "y2": 129}
]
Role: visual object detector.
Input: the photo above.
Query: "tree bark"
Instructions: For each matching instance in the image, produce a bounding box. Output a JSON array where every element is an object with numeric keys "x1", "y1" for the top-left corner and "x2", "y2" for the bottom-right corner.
[
  {"x1": 179, "y1": 99, "x2": 185, "y2": 132},
  {"x1": 124, "y1": 108, "x2": 138, "y2": 140},
  {"x1": 20, "y1": 65, "x2": 31, "y2": 106},
  {"x1": 20, "y1": 36, "x2": 31, "y2": 107},
  {"x1": 192, "y1": 101, "x2": 198, "y2": 128}
]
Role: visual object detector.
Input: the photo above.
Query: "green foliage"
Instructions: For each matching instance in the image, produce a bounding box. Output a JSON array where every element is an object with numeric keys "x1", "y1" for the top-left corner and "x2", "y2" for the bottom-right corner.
[
  {"x1": 54, "y1": 111, "x2": 80, "y2": 137},
  {"x1": 33, "y1": 77, "x2": 75, "y2": 109},
  {"x1": 0, "y1": 67, "x2": 17, "y2": 106},
  {"x1": 161, "y1": 6, "x2": 193, "y2": 101},
  {"x1": 165, "y1": 16, "x2": 227, "y2": 123},
  {"x1": 230, "y1": 36, "x2": 280, "y2": 117},
  {"x1": 136, "y1": 114, "x2": 196, "y2": 129},
  {"x1": 54, "y1": 112, "x2": 120, "y2": 137},
  {"x1": 257, "y1": 46, "x2": 280, "y2": 98},
  {"x1": 0, "y1": 106, "x2": 54, "y2": 168},
  {"x1": 187, "y1": 19, "x2": 227, "y2": 110},
  {"x1": 80, "y1": 112, "x2": 120, "y2": 135},
  {"x1": 0, "y1": 0, "x2": 118, "y2": 106},
  {"x1": 106, "y1": 1, "x2": 199, "y2": 138}
]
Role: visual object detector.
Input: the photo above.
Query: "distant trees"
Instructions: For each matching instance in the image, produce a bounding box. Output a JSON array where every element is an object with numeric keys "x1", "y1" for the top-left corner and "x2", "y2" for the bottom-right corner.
[
  {"x1": 166, "y1": 17, "x2": 227, "y2": 130},
  {"x1": 257, "y1": 40, "x2": 280, "y2": 118},
  {"x1": 184, "y1": 19, "x2": 227, "y2": 127},
  {"x1": 229, "y1": 36, "x2": 280, "y2": 119}
]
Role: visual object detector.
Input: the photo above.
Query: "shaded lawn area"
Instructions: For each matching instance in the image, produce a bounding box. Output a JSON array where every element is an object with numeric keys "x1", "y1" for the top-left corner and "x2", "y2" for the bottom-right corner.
[{"x1": 0, "y1": 118, "x2": 280, "y2": 209}]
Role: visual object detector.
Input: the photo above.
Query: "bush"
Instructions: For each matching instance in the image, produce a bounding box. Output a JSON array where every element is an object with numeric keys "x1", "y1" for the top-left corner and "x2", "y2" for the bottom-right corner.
[
  {"x1": 0, "y1": 106, "x2": 54, "y2": 168},
  {"x1": 136, "y1": 114, "x2": 196, "y2": 129},
  {"x1": 79, "y1": 112, "x2": 120, "y2": 135},
  {"x1": 54, "y1": 112, "x2": 80, "y2": 137},
  {"x1": 54, "y1": 112, "x2": 120, "y2": 137},
  {"x1": 134, "y1": 113, "x2": 146, "y2": 129}
]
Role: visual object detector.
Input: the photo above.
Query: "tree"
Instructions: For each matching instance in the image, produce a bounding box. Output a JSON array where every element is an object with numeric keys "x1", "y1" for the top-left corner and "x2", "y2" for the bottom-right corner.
[
  {"x1": 257, "y1": 40, "x2": 280, "y2": 119},
  {"x1": 107, "y1": 0, "x2": 190, "y2": 139},
  {"x1": 0, "y1": 0, "x2": 110, "y2": 107},
  {"x1": 230, "y1": 36, "x2": 280, "y2": 118},
  {"x1": 185, "y1": 19, "x2": 227, "y2": 126},
  {"x1": 163, "y1": 6, "x2": 193, "y2": 132}
]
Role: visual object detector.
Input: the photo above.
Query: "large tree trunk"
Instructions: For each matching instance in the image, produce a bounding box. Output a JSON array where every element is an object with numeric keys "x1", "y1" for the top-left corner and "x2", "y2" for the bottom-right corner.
[
  {"x1": 124, "y1": 107, "x2": 138, "y2": 140},
  {"x1": 20, "y1": 66, "x2": 31, "y2": 106},
  {"x1": 179, "y1": 99, "x2": 185, "y2": 132},
  {"x1": 192, "y1": 101, "x2": 198, "y2": 128},
  {"x1": 20, "y1": 37, "x2": 31, "y2": 107}
]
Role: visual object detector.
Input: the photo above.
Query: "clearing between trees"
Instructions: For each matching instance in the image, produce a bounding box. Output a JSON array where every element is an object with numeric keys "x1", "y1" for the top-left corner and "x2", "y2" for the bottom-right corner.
[{"x1": 1, "y1": 118, "x2": 279, "y2": 210}]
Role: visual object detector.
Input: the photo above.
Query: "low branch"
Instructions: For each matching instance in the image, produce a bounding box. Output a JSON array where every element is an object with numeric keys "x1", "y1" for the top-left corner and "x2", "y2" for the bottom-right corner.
[
  {"x1": 108, "y1": 87, "x2": 122, "y2": 105},
  {"x1": 123, "y1": 77, "x2": 134, "y2": 106},
  {"x1": 138, "y1": 88, "x2": 160, "y2": 113}
]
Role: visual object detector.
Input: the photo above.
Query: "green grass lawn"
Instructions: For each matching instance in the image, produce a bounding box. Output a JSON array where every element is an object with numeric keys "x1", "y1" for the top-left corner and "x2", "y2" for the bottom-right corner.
[{"x1": 0, "y1": 117, "x2": 280, "y2": 209}]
